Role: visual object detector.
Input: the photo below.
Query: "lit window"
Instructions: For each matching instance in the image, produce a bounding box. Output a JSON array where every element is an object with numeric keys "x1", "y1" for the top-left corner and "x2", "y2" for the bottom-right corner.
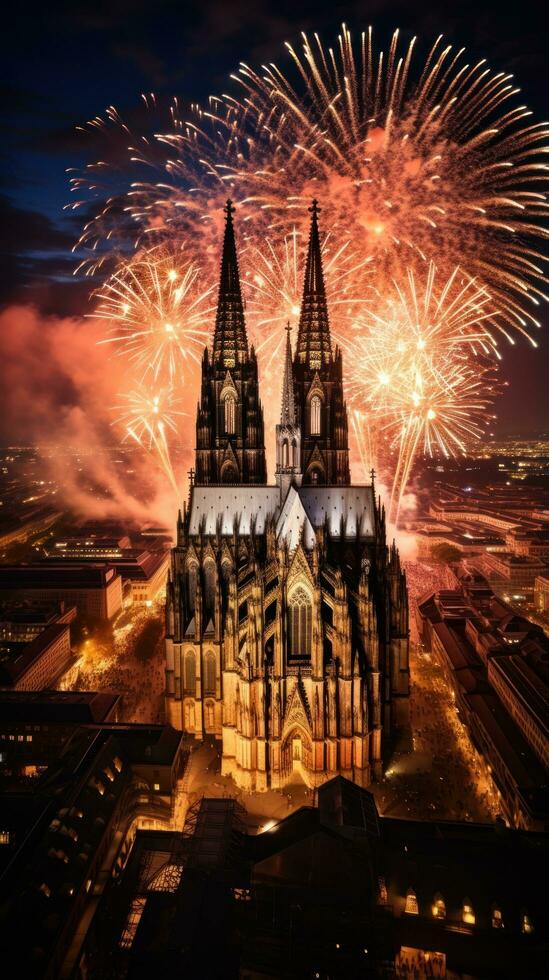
[
  {"x1": 432, "y1": 894, "x2": 446, "y2": 919},
  {"x1": 310, "y1": 395, "x2": 321, "y2": 436},
  {"x1": 26, "y1": 735, "x2": 32, "y2": 742},
  {"x1": 233, "y1": 887, "x2": 251, "y2": 902},
  {"x1": 521, "y1": 912, "x2": 534, "y2": 934},
  {"x1": 462, "y1": 899, "x2": 475, "y2": 925},
  {"x1": 0, "y1": 831, "x2": 10, "y2": 845},
  {"x1": 492, "y1": 907, "x2": 504, "y2": 929},
  {"x1": 224, "y1": 395, "x2": 236, "y2": 434},
  {"x1": 153, "y1": 783, "x2": 160, "y2": 792},
  {"x1": 287, "y1": 587, "x2": 312, "y2": 660},
  {"x1": 404, "y1": 888, "x2": 419, "y2": 915}
]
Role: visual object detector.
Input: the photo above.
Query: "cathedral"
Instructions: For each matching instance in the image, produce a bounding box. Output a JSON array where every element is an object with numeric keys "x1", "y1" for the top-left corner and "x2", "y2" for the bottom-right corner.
[{"x1": 165, "y1": 200, "x2": 409, "y2": 791}]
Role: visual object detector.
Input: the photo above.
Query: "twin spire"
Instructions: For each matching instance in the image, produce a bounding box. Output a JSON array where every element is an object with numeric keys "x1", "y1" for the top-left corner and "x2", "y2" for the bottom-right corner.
[
  {"x1": 213, "y1": 200, "x2": 248, "y2": 368},
  {"x1": 213, "y1": 197, "x2": 332, "y2": 373},
  {"x1": 296, "y1": 199, "x2": 333, "y2": 369}
]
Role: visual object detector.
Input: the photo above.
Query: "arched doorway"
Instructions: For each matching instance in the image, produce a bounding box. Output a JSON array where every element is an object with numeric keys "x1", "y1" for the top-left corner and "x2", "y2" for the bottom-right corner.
[{"x1": 281, "y1": 727, "x2": 312, "y2": 785}]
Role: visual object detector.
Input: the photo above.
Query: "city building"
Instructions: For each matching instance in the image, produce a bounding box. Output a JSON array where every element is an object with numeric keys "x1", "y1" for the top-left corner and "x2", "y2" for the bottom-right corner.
[
  {"x1": 104, "y1": 551, "x2": 169, "y2": 605},
  {"x1": 0, "y1": 564, "x2": 123, "y2": 621},
  {"x1": 165, "y1": 201, "x2": 409, "y2": 791},
  {"x1": 0, "y1": 506, "x2": 61, "y2": 552},
  {"x1": 417, "y1": 571, "x2": 549, "y2": 830},
  {"x1": 0, "y1": 599, "x2": 76, "y2": 642},
  {"x1": 45, "y1": 535, "x2": 132, "y2": 559},
  {"x1": 488, "y1": 655, "x2": 549, "y2": 769},
  {"x1": 473, "y1": 552, "x2": 547, "y2": 593},
  {"x1": 0, "y1": 622, "x2": 72, "y2": 691},
  {"x1": 0, "y1": 706, "x2": 186, "y2": 980},
  {"x1": 40, "y1": 549, "x2": 169, "y2": 606},
  {"x1": 534, "y1": 573, "x2": 549, "y2": 615},
  {"x1": 79, "y1": 777, "x2": 549, "y2": 980}
]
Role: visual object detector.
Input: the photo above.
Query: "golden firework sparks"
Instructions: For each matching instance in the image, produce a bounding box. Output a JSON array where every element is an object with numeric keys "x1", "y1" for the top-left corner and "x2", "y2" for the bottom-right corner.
[{"x1": 94, "y1": 244, "x2": 214, "y2": 383}]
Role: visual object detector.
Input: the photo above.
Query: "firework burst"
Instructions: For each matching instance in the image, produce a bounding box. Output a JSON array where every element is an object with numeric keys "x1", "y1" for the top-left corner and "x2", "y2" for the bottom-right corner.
[
  {"x1": 94, "y1": 244, "x2": 214, "y2": 384},
  {"x1": 69, "y1": 27, "x2": 549, "y2": 349},
  {"x1": 69, "y1": 25, "x2": 548, "y2": 513},
  {"x1": 114, "y1": 382, "x2": 186, "y2": 493},
  {"x1": 243, "y1": 227, "x2": 374, "y2": 377},
  {"x1": 342, "y1": 263, "x2": 501, "y2": 518}
]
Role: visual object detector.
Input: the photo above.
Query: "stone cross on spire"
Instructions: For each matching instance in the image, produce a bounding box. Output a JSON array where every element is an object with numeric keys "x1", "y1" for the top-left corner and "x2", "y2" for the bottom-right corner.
[
  {"x1": 280, "y1": 322, "x2": 296, "y2": 425},
  {"x1": 296, "y1": 199, "x2": 332, "y2": 369},
  {"x1": 212, "y1": 199, "x2": 248, "y2": 368}
]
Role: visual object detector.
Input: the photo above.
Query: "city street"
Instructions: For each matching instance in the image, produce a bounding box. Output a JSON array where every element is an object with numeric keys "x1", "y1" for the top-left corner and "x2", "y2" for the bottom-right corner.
[
  {"x1": 57, "y1": 600, "x2": 166, "y2": 723},
  {"x1": 372, "y1": 560, "x2": 501, "y2": 823}
]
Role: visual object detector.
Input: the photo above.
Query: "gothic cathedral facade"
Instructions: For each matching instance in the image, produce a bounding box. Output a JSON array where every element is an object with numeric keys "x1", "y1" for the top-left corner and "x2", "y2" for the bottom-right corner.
[{"x1": 165, "y1": 201, "x2": 409, "y2": 791}]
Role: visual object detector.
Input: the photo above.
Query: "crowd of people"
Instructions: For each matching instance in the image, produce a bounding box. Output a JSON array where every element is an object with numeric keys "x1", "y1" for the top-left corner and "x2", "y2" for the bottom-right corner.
[
  {"x1": 58, "y1": 601, "x2": 165, "y2": 723},
  {"x1": 374, "y1": 560, "x2": 499, "y2": 823}
]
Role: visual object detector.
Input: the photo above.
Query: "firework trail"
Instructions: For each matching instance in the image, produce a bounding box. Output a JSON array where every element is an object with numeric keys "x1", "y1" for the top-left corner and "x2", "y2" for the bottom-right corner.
[{"x1": 114, "y1": 382, "x2": 186, "y2": 494}]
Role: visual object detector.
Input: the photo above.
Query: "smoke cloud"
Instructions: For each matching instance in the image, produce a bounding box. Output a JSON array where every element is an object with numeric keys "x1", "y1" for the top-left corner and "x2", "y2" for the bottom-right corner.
[{"x1": 0, "y1": 304, "x2": 196, "y2": 528}]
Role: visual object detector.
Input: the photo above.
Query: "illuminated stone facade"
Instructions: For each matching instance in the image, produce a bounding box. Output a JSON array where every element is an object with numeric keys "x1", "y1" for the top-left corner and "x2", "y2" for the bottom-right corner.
[{"x1": 165, "y1": 201, "x2": 409, "y2": 791}]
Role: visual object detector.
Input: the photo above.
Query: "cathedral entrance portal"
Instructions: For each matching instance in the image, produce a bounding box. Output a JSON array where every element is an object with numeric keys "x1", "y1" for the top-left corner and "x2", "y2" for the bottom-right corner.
[{"x1": 282, "y1": 728, "x2": 312, "y2": 786}]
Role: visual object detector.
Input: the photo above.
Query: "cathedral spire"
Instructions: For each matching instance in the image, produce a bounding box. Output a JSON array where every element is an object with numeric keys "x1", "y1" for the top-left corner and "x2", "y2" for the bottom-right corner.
[
  {"x1": 296, "y1": 200, "x2": 332, "y2": 369},
  {"x1": 280, "y1": 323, "x2": 296, "y2": 425},
  {"x1": 213, "y1": 200, "x2": 248, "y2": 368}
]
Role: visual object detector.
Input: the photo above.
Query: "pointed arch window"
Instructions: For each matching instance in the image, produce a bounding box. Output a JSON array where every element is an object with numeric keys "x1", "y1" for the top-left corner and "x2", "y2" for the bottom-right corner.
[
  {"x1": 432, "y1": 893, "x2": 446, "y2": 919},
  {"x1": 204, "y1": 652, "x2": 216, "y2": 695},
  {"x1": 187, "y1": 563, "x2": 198, "y2": 613},
  {"x1": 204, "y1": 700, "x2": 215, "y2": 730},
  {"x1": 224, "y1": 395, "x2": 236, "y2": 434},
  {"x1": 287, "y1": 587, "x2": 312, "y2": 661},
  {"x1": 491, "y1": 906, "x2": 504, "y2": 929},
  {"x1": 310, "y1": 395, "x2": 321, "y2": 436},
  {"x1": 184, "y1": 651, "x2": 196, "y2": 694},
  {"x1": 291, "y1": 438, "x2": 298, "y2": 467},
  {"x1": 405, "y1": 888, "x2": 419, "y2": 915},
  {"x1": 462, "y1": 898, "x2": 475, "y2": 925},
  {"x1": 282, "y1": 440, "x2": 289, "y2": 467},
  {"x1": 521, "y1": 911, "x2": 534, "y2": 934},
  {"x1": 204, "y1": 560, "x2": 216, "y2": 614}
]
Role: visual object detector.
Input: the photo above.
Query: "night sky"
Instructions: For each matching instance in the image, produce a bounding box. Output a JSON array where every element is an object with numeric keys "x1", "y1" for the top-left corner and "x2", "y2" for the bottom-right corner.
[{"x1": 2, "y1": 0, "x2": 548, "y2": 440}]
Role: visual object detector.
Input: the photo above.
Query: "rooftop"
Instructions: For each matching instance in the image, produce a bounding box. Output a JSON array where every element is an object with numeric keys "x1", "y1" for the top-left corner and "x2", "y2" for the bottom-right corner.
[
  {"x1": 0, "y1": 564, "x2": 120, "y2": 590},
  {"x1": 0, "y1": 623, "x2": 69, "y2": 685}
]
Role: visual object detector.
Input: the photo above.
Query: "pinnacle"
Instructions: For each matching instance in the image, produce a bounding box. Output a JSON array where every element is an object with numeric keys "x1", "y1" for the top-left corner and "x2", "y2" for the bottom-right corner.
[
  {"x1": 280, "y1": 322, "x2": 296, "y2": 425},
  {"x1": 296, "y1": 199, "x2": 332, "y2": 369},
  {"x1": 212, "y1": 199, "x2": 248, "y2": 367}
]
